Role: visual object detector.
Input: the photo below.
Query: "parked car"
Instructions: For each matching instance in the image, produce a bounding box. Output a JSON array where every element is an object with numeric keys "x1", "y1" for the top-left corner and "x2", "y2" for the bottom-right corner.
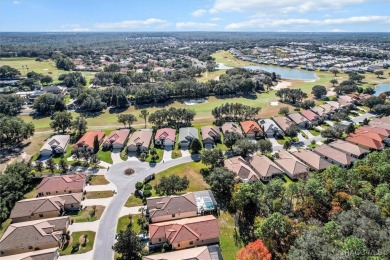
[{"x1": 144, "y1": 173, "x2": 155, "y2": 183}]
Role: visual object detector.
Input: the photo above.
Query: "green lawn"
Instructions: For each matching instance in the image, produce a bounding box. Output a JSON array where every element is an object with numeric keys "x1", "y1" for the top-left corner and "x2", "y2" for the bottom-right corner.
[
  {"x1": 59, "y1": 231, "x2": 96, "y2": 255},
  {"x1": 0, "y1": 219, "x2": 12, "y2": 238},
  {"x1": 145, "y1": 147, "x2": 163, "y2": 163},
  {"x1": 308, "y1": 129, "x2": 321, "y2": 136},
  {"x1": 116, "y1": 214, "x2": 141, "y2": 234},
  {"x1": 97, "y1": 149, "x2": 113, "y2": 164},
  {"x1": 124, "y1": 194, "x2": 144, "y2": 207},
  {"x1": 89, "y1": 175, "x2": 109, "y2": 185},
  {"x1": 219, "y1": 211, "x2": 243, "y2": 260},
  {"x1": 171, "y1": 149, "x2": 182, "y2": 159},
  {"x1": 70, "y1": 206, "x2": 105, "y2": 223},
  {"x1": 85, "y1": 190, "x2": 114, "y2": 199},
  {"x1": 51, "y1": 145, "x2": 73, "y2": 164}
]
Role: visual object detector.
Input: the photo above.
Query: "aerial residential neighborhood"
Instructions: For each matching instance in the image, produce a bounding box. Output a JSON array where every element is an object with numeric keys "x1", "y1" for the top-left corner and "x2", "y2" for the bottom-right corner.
[{"x1": 0, "y1": 1, "x2": 389, "y2": 260}]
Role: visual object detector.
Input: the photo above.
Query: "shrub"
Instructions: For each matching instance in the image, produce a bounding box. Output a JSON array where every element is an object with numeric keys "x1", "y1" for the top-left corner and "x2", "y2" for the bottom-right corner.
[
  {"x1": 135, "y1": 181, "x2": 144, "y2": 190},
  {"x1": 144, "y1": 183, "x2": 152, "y2": 190},
  {"x1": 124, "y1": 168, "x2": 135, "y2": 175},
  {"x1": 143, "y1": 189, "x2": 152, "y2": 198},
  {"x1": 72, "y1": 243, "x2": 80, "y2": 253}
]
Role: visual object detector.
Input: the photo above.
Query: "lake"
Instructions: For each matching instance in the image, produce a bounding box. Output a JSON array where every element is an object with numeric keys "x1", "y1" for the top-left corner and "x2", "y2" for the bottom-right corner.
[
  {"x1": 374, "y1": 84, "x2": 390, "y2": 96},
  {"x1": 242, "y1": 65, "x2": 318, "y2": 81}
]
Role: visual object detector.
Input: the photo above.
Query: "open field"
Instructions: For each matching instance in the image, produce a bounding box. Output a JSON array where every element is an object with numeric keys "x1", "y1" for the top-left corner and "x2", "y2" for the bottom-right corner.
[{"x1": 212, "y1": 50, "x2": 257, "y2": 67}]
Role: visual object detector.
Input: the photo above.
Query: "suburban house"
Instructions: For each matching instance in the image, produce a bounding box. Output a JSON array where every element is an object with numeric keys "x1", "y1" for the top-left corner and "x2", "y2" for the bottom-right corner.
[
  {"x1": 300, "y1": 110, "x2": 321, "y2": 125},
  {"x1": 73, "y1": 130, "x2": 105, "y2": 152},
  {"x1": 201, "y1": 126, "x2": 221, "y2": 148},
  {"x1": 369, "y1": 116, "x2": 390, "y2": 130},
  {"x1": 240, "y1": 120, "x2": 264, "y2": 138},
  {"x1": 40, "y1": 135, "x2": 70, "y2": 157},
  {"x1": 326, "y1": 101, "x2": 343, "y2": 110},
  {"x1": 224, "y1": 156, "x2": 261, "y2": 182},
  {"x1": 310, "y1": 106, "x2": 328, "y2": 118},
  {"x1": 258, "y1": 118, "x2": 283, "y2": 137},
  {"x1": 272, "y1": 116, "x2": 296, "y2": 133},
  {"x1": 291, "y1": 149, "x2": 332, "y2": 172},
  {"x1": 147, "y1": 190, "x2": 217, "y2": 223},
  {"x1": 0, "y1": 216, "x2": 69, "y2": 257},
  {"x1": 288, "y1": 113, "x2": 310, "y2": 128},
  {"x1": 346, "y1": 134, "x2": 385, "y2": 150},
  {"x1": 103, "y1": 129, "x2": 131, "y2": 149},
  {"x1": 358, "y1": 125, "x2": 390, "y2": 137},
  {"x1": 42, "y1": 85, "x2": 67, "y2": 95},
  {"x1": 274, "y1": 150, "x2": 309, "y2": 179},
  {"x1": 329, "y1": 140, "x2": 370, "y2": 159},
  {"x1": 221, "y1": 122, "x2": 243, "y2": 136},
  {"x1": 5, "y1": 247, "x2": 59, "y2": 260},
  {"x1": 127, "y1": 129, "x2": 153, "y2": 152},
  {"x1": 10, "y1": 193, "x2": 82, "y2": 223},
  {"x1": 144, "y1": 245, "x2": 223, "y2": 260},
  {"x1": 247, "y1": 155, "x2": 284, "y2": 182},
  {"x1": 319, "y1": 104, "x2": 336, "y2": 115},
  {"x1": 314, "y1": 144, "x2": 356, "y2": 168},
  {"x1": 149, "y1": 215, "x2": 219, "y2": 250},
  {"x1": 154, "y1": 128, "x2": 176, "y2": 148},
  {"x1": 178, "y1": 127, "x2": 198, "y2": 148},
  {"x1": 36, "y1": 174, "x2": 86, "y2": 197}
]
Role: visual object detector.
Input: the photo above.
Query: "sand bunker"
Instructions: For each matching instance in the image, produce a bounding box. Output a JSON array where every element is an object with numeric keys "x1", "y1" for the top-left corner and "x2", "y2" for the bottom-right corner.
[
  {"x1": 270, "y1": 101, "x2": 279, "y2": 106},
  {"x1": 184, "y1": 98, "x2": 208, "y2": 105},
  {"x1": 272, "y1": 81, "x2": 292, "y2": 90}
]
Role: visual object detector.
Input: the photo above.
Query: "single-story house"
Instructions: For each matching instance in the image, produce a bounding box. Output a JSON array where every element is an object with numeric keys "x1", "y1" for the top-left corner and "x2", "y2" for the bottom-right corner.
[
  {"x1": 201, "y1": 126, "x2": 221, "y2": 147},
  {"x1": 310, "y1": 106, "x2": 328, "y2": 118},
  {"x1": 291, "y1": 149, "x2": 332, "y2": 172},
  {"x1": 155, "y1": 128, "x2": 176, "y2": 148},
  {"x1": 258, "y1": 119, "x2": 283, "y2": 138},
  {"x1": 358, "y1": 125, "x2": 390, "y2": 137},
  {"x1": 369, "y1": 116, "x2": 390, "y2": 131},
  {"x1": 0, "y1": 216, "x2": 69, "y2": 257},
  {"x1": 314, "y1": 144, "x2": 356, "y2": 168},
  {"x1": 224, "y1": 156, "x2": 261, "y2": 182},
  {"x1": 144, "y1": 245, "x2": 223, "y2": 260},
  {"x1": 10, "y1": 193, "x2": 82, "y2": 223},
  {"x1": 4, "y1": 247, "x2": 59, "y2": 260},
  {"x1": 42, "y1": 85, "x2": 67, "y2": 95},
  {"x1": 240, "y1": 121, "x2": 263, "y2": 138},
  {"x1": 40, "y1": 135, "x2": 70, "y2": 157},
  {"x1": 346, "y1": 134, "x2": 385, "y2": 150},
  {"x1": 103, "y1": 129, "x2": 131, "y2": 149},
  {"x1": 149, "y1": 215, "x2": 219, "y2": 250},
  {"x1": 288, "y1": 113, "x2": 310, "y2": 128},
  {"x1": 274, "y1": 150, "x2": 309, "y2": 179},
  {"x1": 178, "y1": 127, "x2": 198, "y2": 148},
  {"x1": 221, "y1": 122, "x2": 243, "y2": 136},
  {"x1": 147, "y1": 190, "x2": 217, "y2": 223},
  {"x1": 300, "y1": 110, "x2": 321, "y2": 125},
  {"x1": 272, "y1": 116, "x2": 296, "y2": 133},
  {"x1": 329, "y1": 140, "x2": 369, "y2": 159},
  {"x1": 326, "y1": 101, "x2": 342, "y2": 110},
  {"x1": 319, "y1": 104, "x2": 336, "y2": 115},
  {"x1": 36, "y1": 174, "x2": 86, "y2": 197},
  {"x1": 73, "y1": 130, "x2": 105, "y2": 152},
  {"x1": 127, "y1": 129, "x2": 153, "y2": 152},
  {"x1": 248, "y1": 155, "x2": 284, "y2": 182}
]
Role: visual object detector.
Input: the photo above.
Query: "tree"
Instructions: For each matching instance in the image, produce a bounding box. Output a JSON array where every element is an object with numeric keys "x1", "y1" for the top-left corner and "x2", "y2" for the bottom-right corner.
[
  {"x1": 0, "y1": 115, "x2": 34, "y2": 147},
  {"x1": 346, "y1": 123, "x2": 355, "y2": 134},
  {"x1": 363, "y1": 96, "x2": 385, "y2": 109},
  {"x1": 33, "y1": 94, "x2": 66, "y2": 115},
  {"x1": 190, "y1": 138, "x2": 202, "y2": 153},
  {"x1": 0, "y1": 65, "x2": 21, "y2": 78},
  {"x1": 56, "y1": 57, "x2": 75, "y2": 71},
  {"x1": 58, "y1": 159, "x2": 68, "y2": 174},
  {"x1": 311, "y1": 85, "x2": 327, "y2": 99},
  {"x1": 237, "y1": 239, "x2": 272, "y2": 260},
  {"x1": 46, "y1": 158, "x2": 56, "y2": 174},
  {"x1": 330, "y1": 79, "x2": 338, "y2": 87},
  {"x1": 201, "y1": 149, "x2": 224, "y2": 168},
  {"x1": 224, "y1": 132, "x2": 243, "y2": 150},
  {"x1": 235, "y1": 139, "x2": 258, "y2": 157},
  {"x1": 117, "y1": 114, "x2": 137, "y2": 129},
  {"x1": 283, "y1": 139, "x2": 292, "y2": 150},
  {"x1": 93, "y1": 135, "x2": 100, "y2": 154},
  {"x1": 285, "y1": 125, "x2": 299, "y2": 137},
  {"x1": 40, "y1": 75, "x2": 53, "y2": 85},
  {"x1": 72, "y1": 116, "x2": 88, "y2": 137},
  {"x1": 258, "y1": 139, "x2": 272, "y2": 154},
  {"x1": 139, "y1": 109, "x2": 149, "y2": 128},
  {"x1": 0, "y1": 95, "x2": 24, "y2": 116},
  {"x1": 207, "y1": 167, "x2": 235, "y2": 209},
  {"x1": 113, "y1": 227, "x2": 142, "y2": 260},
  {"x1": 35, "y1": 161, "x2": 43, "y2": 173},
  {"x1": 374, "y1": 70, "x2": 384, "y2": 78},
  {"x1": 154, "y1": 175, "x2": 189, "y2": 195},
  {"x1": 330, "y1": 68, "x2": 339, "y2": 77},
  {"x1": 278, "y1": 107, "x2": 289, "y2": 116},
  {"x1": 50, "y1": 111, "x2": 73, "y2": 134},
  {"x1": 371, "y1": 104, "x2": 390, "y2": 116}
]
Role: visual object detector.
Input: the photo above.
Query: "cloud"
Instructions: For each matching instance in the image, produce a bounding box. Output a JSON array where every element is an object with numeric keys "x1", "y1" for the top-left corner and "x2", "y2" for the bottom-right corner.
[
  {"x1": 211, "y1": 17, "x2": 223, "y2": 21},
  {"x1": 211, "y1": 0, "x2": 381, "y2": 14},
  {"x1": 225, "y1": 16, "x2": 390, "y2": 30},
  {"x1": 13, "y1": 0, "x2": 21, "y2": 4},
  {"x1": 192, "y1": 9, "x2": 207, "y2": 17},
  {"x1": 176, "y1": 22, "x2": 218, "y2": 30},
  {"x1": 61, "y1": 24, "x2": 90, "y2": 32},
  {"x1": 95, "y1": 18, "x2": 168, "y2": 29}
]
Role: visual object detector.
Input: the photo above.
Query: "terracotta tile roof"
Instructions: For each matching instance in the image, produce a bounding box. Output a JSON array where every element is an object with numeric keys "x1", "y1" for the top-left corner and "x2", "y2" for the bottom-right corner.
[
  {"x1": 221, "y1": 122, "x2": 243, "y2": 135},
  {"x1": 36, "y1": 174, "x2": 86, "y2": 195},
  {"x1": 147, "y1": 193, "x2": 197, "y2": 220},
  {"x1": 248, "y1": 155, "x2": 284, "y2": 178},
  {"x1": 300, "y1": 110, "x2": 319, "y2": 122},
  {"x1": 155, "y1": 128, "x2": 176, "y2": 142},
  {"x1": 274, "y1": 150, "x2": 309, "y2": 179},
  {"x1": 201, "y1": 126, "x2": 221, "y2": 142},
  {"x1": 224, "y1": 156, "x2": 259, "y2": 181},
  {"x1": 329, "y1": 140, "x2": 369, "y2": 157},
  {"x1": 149, "y1": 215, "x2": 219, "y2": 245},
  {"x1": 352, "y1": 130, "x2": 385, "y2": 142},
  {"x1": 239, "y1": 121, "x2": 263, "y2": 135},
  {"x1": 10, "y1": 193, "x2": 82, "y2": 219},
  {"x1": 74, "y1": 130, "x2": 105, "y2": 148},
  {"x1": 358, "y1": 125, "x2": 390, "y2": 137},
  {"x1": 127, "y1": 129, "x2": 153, "y2": 148},
  {"x1": 288, "y1": 113, "x2": 309, "y2": 125},
  {"x1": 314, "y1": 144, "x2": 356, "y2": 166},
  {"x1": 0, "y1": 217, "x2": 69, "y2": 252},
  {"x1": 291, "y1": 149, "x2": 332, "y2": 171},
  {"x1": 272, "y1": 116, "x2": 295, "y2": 132},
  {"x1": 104, "y1": 129, "x2": 130, "y2": 146},
  {"x1": 346, "y1": 135, "x2": 384, "y2": 150}
]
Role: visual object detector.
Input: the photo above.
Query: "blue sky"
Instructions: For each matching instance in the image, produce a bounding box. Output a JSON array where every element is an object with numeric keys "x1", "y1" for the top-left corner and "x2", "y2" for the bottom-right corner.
[{"x1": 0, "y1": 0, "x2": 389, "y2": 32}]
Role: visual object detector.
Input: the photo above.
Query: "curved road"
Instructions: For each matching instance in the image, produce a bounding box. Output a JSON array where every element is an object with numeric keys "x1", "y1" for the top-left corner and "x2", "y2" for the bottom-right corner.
[{"x1": 92, "y1": 155, "x2": 199, "y2": 260}]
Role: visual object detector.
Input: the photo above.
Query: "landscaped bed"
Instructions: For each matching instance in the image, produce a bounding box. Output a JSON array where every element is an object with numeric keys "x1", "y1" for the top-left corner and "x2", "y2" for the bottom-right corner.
[
  {"x1": 70, "y1": 206, "x2": 105, "y2": 223},
  {"x1": 59, "y1": 231, "x2": 96, "y2": 255},
  {"x1": 85, "y1": 190, "x2": 114, "y2": 199}
]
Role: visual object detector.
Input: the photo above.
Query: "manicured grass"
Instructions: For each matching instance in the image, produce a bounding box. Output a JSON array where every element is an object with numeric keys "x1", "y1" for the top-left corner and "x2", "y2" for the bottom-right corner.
[
  {"x1": 116, "y1": 214, "x2": 141, "y2": 234},
  {"x1": 308, "y1": 129, "x2": 321, "y2": 136},
  {"x1": 307, "y1": 143, "x2": 319, "y2": 149},
  {"x1": 0, "y1": 219, "x2": 12, "y2": 238},
  {"x1": 145, "y1": 147, "x2": 163, "y2": 163},
  {"x1": 197, "y1": 69, "x2": 225, "y2": 83},
  {"x1": 85, "y1": 190, "x2": 114, "y2": 199},
  {"x1": 70, "y1": 206, "x2": 105, "y2": 223},
  {"x1": 97, "y1": 149, "x2": 113, "y2": 164},
  {"x1": 124, "y1": 195, "x2": 143, "y2": 207},
  {"x1": 59, "y1": 231, "x2": 96, "y2": 255},
  {"x1": 171, "y1": 149, "x2": 182, "y2": 159},
  {"x1": 89, "y1": 175, "x2": 109, "y2": 185},
  {"x1": 218, "y1": 211, "x2": 243, "y2": 260},
  {"x1": 212, "y1": 50, "x2": 257, "y2": 67},
  {"x1": 51, "y1": 145, "x2": 73, "y2": 164}
]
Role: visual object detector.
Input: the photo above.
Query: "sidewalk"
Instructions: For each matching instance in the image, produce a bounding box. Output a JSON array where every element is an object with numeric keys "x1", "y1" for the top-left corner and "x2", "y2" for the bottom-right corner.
[
  {"x1": 119, "y1": 206, "x2": 146, "y2": 217},
  {"x1": 82, "y1": 197, "x2": 113, "y2": 207}
]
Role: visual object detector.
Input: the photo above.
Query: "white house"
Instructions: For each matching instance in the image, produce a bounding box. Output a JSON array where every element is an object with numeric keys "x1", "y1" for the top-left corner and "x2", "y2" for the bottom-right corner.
[{"x1": 40, "y1": 135, "x2": 70, "y2": 157}]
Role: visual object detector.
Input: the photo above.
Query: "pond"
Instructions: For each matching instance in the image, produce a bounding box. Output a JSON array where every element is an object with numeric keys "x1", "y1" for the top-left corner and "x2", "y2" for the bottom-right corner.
[
  {"x1": 242, "y1": 65, "x2": 319, "y2": 81},
  {"x1": 374, "y1": 83, "x2": 390, "y2": 96}
]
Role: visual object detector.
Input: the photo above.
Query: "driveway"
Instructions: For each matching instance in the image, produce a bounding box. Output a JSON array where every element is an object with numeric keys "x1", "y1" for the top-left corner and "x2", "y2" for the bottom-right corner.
[
  {"x1": 267, "y1": 137, "x2": 283, "y2": 151},
  {"x1": 119, "y1": 206, "x2": 145, "y2": 217},
  {"x1": 301, "y1": 129, "x2": 315, "y2": 139},
  {"x1": 111, "y1": 149, "x2": 123, "y2": 164},
  {"x1": 351, "y1": 112, "x2": 375, "y2": 123},
  {"x1": 162, "y1": 146, "x2": 172, "y2": 162},
  {"x1": 68, "y1": 220, "x2": 100, "y2": 233},
  {"x1": 92, "y1": 154, "x2": 199, "y2": 260},
  {"x1": 181, "y1": 148, "x2": 191, "y2": 157},
  {"x1": 82, "y1": 197, "x2": 113, "y2": 207}
]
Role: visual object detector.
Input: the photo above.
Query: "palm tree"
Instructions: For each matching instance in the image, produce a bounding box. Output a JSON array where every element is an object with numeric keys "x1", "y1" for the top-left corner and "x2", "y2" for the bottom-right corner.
[{"x1": 139, "y1": 109, "x2": 149, "y2": 128}]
